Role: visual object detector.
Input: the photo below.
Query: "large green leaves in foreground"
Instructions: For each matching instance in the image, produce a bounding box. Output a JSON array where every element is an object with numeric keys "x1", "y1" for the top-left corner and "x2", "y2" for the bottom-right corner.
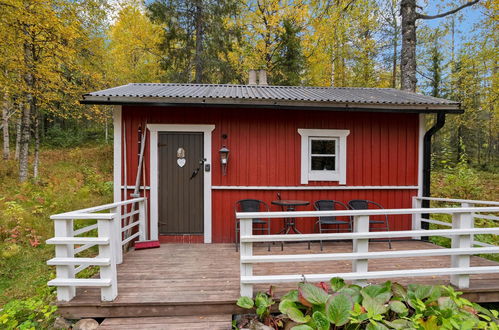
[{"x1": 236, "y1": 279, "x2": 499, "y2": 329}]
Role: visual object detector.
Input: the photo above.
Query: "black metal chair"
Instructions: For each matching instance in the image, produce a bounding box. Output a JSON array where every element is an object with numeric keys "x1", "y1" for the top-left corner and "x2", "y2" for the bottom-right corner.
[
  {"x1": 347, "y1": 199, "x2": 392, "y2": 249},
  {"x1": 235, "y1": 199, "x2": 271, "y2": 251},
  {"x1": 314, "y1": 200, "x2": 351, "y2": 251}
]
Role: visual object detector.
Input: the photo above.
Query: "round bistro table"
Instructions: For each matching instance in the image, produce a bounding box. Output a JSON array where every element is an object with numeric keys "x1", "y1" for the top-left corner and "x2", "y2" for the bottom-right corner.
[{"x1": 271, "y1": 200, "x2": 310, "y2": 235}]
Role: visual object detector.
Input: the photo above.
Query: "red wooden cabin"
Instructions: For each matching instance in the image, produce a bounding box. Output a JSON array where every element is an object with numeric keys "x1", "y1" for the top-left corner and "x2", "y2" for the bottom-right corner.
[{"x1": 82, "y1": 82, "x2": 461, "y2": 244}]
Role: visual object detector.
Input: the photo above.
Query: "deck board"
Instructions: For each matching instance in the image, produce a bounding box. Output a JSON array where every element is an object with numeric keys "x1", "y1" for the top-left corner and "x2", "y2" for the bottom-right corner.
[
  {"x1": 98, "y1": 314, "x2": 232, "y2": 329},
  {"x1": 58, "y1": 241, "x2": 499, "y2": 318}
]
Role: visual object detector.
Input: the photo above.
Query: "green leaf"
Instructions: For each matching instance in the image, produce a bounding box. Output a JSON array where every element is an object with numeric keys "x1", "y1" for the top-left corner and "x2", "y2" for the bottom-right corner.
[
  {"x1": 437, "y1": 297, "x2": 458, "y2": 311},
  {"x1": 291, "y1": 325, "x2": 314, "y2": 330},
  {"x1": 280, "y1": 299, "x2": 310, "y2": 323},
  {"x1": 255, "y1": 292, "x2": 273, "y2": 309},
  {"x1": 426, "y1": 286, "x2": 441, "y2": 303},
  {"x1": 330, "y1": 277, "x2": 346, "y2": 292},
  {"x1": 281, "y1": 289, "x2": 299, "y2": 302},
  {"x1": 389, "y1": 301, "x2": 408, "y2": 315},
  {"x1": 256, "y1": 305, "x2": 267, "y2": 319},
  {"x1": 362, "y1": 296, "x2": 387, "y2": 316},
  {"x1": 279, "y1": 300, "x2": 296, "y2": 314},
  {"x1": 409, "y1": 284, "x2": 432, "y2": 300},
  {"x1": 339, "y1": 287, "x2": 362, "y2": 304},
  {"x1": 298, "y1": 283, "x2": 329, "y2": 305},
  {"x1": 326, "y1": 293, "x2": 353, "y2": 326},
  {"x1": 366, "y1": 320, "x2": 389, "y2": 330},
  {"x1": 392, "y1": 283, "x2": 407, "y2": 300},
  {"x1": 312, "y1": 311, "x2": 330, "y2": 330},
  {"x1": 236, "y1": 296, "x2": 254, "y2": 309},
  {"x1": 384, "y1": 319, "x2": 413, "y2": 329},
  {"x1": 361, "y1": 284, "x2": 392, "y2": 303},
  {"x1": 286, "y1": 306, "x2": 311, "y2": 323}
]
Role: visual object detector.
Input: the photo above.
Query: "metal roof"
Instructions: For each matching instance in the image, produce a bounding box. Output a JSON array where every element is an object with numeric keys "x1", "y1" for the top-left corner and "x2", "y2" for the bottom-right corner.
[{"x1": 82, "y1": 83, "x2": 461, "y2": 113}]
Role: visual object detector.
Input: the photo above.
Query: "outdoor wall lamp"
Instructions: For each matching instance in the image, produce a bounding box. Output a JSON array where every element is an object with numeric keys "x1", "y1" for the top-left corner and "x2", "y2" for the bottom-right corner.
[{"x1": 219, "y1": 145, "x2": 230, "y2": 176}]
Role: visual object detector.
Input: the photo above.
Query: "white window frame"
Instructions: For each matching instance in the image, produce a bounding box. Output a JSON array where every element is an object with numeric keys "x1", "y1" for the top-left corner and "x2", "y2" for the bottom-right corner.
[{"x1": 298, "y1": 128, "x2": 350, "y2": 185}]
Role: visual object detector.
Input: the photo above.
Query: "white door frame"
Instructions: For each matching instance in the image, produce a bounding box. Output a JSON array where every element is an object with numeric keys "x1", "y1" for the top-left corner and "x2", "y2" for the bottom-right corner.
[{"x1": 148, "y1": 124, "x2": 215, "y2": 243}]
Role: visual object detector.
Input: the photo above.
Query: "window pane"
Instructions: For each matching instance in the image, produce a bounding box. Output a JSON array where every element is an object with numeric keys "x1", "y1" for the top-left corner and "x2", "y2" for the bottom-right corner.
[
  {"x1": 311, "y1": 139, "x2": 336, "y2": 155},
  {"x1": 311, "y1": 156, "x2": 336, "y2": 171}
]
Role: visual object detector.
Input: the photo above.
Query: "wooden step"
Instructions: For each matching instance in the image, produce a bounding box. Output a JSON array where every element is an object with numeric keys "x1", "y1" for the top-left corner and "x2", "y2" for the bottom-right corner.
[
  {"x1": 46, "y1": 237, "x2": 109, "y2": 245},
  {"x1": 98, "y1": 314, "x2": 232, "y2": 330},
  {"x1": 48, "y1": 278, "x2": 111, "y2": 287},
  {"x1": 47, "y1": 257, "x2": 110, "y2": 266}
]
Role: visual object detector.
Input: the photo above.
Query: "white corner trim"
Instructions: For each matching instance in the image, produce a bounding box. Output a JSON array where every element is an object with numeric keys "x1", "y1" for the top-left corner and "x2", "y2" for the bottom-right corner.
[
  {"x1": 113, "y1": 106, "x2": 122, "y2": 204},
  {"x1": 417, "y1": 114, "x2": 425, "y2": 198},
  {"x1": 297, "y1": 128, "x2": 350, "y2": 185},
  {"x1": 147, "y1": 124, "x2": 215, "y2": 243}
]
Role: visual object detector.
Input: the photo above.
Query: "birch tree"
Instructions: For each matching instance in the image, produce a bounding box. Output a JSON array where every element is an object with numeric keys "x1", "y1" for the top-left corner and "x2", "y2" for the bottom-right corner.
[{"x1": 400, "y1": 0, "x2": 481, "y2": 91}]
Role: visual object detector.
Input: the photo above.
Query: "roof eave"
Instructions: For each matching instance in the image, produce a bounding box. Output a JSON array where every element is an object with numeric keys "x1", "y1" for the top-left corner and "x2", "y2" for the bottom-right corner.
[{"x1": 80, "y1": 95, "x2": 463, "y2": 114}]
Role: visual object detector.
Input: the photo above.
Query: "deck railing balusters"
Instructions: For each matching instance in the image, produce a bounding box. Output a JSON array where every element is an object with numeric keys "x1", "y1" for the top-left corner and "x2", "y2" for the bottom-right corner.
[
  {"x1": 450, "y1": 210, "x2": 473, "y2": 288},
  {"x1": 53, "y1": 218, "x2": 76, "y2": 301},
  {"x1": 98, "y1": 218, "x2": 118, "y2": 301},
  {"x1": 237, "y1": 202, "x2": 499, "y2": 297},
  {"x1": 412, "y1": 196, "x2": 422, "y2": 239},
  {"x1": 239, "y1": 217, "x2": 254, "y2": 297},
  {"x1": 47, "y1": 197, "x2": 146, "y2": 302},
  {"x1": 352, "y1": 215, "x2": 369, "y2": 286}
]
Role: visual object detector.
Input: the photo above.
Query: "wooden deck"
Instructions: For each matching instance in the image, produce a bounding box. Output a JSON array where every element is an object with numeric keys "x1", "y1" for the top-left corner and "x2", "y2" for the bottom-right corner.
[{"x1": 58, "y1": 241, "x2": 499, "y2": 319}]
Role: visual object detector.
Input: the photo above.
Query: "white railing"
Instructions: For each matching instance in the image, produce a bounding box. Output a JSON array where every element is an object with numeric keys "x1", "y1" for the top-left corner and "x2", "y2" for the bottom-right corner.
[
  {"x1": 46, "y1": 197, "x2": 147, "y2": 302},
  {"x1": 237, "y1": 205, "x2": 499, "y2": 297},
  {"x1": 412, "y1": 196, "x2": 499, "y2": 244}
]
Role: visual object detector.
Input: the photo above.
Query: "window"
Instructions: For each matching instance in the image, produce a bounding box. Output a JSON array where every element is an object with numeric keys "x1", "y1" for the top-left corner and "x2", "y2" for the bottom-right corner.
[{"x1": 298, "y1": 129, "x2": 350, "y2": 184}]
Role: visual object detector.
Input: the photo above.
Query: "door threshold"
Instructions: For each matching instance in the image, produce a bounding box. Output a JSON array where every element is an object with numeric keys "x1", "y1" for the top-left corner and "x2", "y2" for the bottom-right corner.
[{"x1": 159, "y1": 235, "x2": 204, "y2": 243}]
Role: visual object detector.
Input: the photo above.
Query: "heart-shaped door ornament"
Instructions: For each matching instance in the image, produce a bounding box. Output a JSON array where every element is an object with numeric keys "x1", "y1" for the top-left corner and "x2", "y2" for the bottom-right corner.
[{"x1": 177, "y1": 158, "x2": 186, "y2": 167}]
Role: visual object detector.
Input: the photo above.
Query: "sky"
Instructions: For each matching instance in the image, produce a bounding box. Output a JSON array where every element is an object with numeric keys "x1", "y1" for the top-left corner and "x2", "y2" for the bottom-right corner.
[{"x1": 420, "y1": 0, "x2": 483, "y2": 50}]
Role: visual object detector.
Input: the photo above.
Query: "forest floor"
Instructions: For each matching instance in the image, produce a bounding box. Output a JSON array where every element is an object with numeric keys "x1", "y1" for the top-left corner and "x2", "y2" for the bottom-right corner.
[
  {"x1": 0, "y1": 145, "x2": 497, "y2": 327},
  {"x1": 0, "y1": 145, "x2": 112, "y2": 306}
]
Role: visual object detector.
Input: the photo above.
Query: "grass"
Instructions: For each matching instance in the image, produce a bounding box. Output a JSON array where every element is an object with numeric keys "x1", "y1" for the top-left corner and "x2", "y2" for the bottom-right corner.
[{"x1": 0, "y1": 145, "x2": 113, "y2": 305}]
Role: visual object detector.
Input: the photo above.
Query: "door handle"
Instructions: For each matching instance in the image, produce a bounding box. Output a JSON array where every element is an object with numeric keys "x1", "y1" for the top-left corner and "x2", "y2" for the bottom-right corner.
[{"x1": 190, "y1": 158, "x2": 207, "y2": 180}]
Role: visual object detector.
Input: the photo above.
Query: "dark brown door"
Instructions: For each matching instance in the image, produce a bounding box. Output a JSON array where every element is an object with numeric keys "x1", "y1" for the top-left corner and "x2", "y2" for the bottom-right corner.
[{"x1": 158, "y1": 132, "x2": 204, "y2": 235}]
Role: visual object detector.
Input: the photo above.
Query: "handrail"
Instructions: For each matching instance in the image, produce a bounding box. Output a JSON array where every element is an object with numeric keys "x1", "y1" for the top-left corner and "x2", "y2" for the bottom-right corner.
[
  {"x1": 415, "y1": 196, "x2": 499, "y2": 206},
  {"x1": 50, "y1": 197, "x2": 146, "y2": 218},
  {"x1": 236, "y1": 206, "x2": 499, "y2": 219},
  {"x1": 47, "y1": 197, "x2": 147, "y2": 302},
  {"x1": 237, "y1": 204, "x2": 499, "y2": 298}
]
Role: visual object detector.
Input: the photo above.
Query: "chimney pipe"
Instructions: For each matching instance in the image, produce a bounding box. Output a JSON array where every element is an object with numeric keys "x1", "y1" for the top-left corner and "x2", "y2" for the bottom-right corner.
[
  {"x1": 248, "y1": 70, "x2": 257, "y2": 85},
  {"x1": 258, "y1": 69, "x2": 268, "y2": 86}
]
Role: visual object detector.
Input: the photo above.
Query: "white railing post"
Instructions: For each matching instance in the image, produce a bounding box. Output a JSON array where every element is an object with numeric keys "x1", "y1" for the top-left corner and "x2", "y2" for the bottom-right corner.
[
  {"x1": 462, "y1": 203, "x2": 475, "y2": 246},
  {"x1": 412, "y1": 197, "x2": 422, "y2": 240},
  {"x1": 98, "y1": 218, "x2": 118, "y2": 301},
  {"x1": 450, "y1": 211, "x2": 473, "y2": 288},
  {"x1": 352, "y1": 215, "x2": 369, "y2": 286},
  {"x1": 138, "y1": 200, "x2": 146, "y2": 241},
  {"x1": 53, "y1": 219, "x2": 75, "y2": 301},
  {"x1": 111, "y1": 207, "x2": 123, "y2": 265},
  {"x1": 240, "y1": 218, "x2": 253, "y2": 297}
]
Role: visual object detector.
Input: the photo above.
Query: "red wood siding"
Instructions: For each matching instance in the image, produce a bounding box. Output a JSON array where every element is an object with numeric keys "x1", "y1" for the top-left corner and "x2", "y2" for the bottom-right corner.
[{"x1": 121, "y1": 106, "x2": 419, "y2": 243}]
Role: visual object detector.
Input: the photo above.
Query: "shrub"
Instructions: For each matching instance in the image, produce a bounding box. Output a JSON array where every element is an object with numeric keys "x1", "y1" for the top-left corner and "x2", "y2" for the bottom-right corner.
[
  {"x1": 0, "y1": 288, "x2": 57, "y2": 330},
  {"x1": 236, "y1": 278, "x2": 499, "y2": 329}
]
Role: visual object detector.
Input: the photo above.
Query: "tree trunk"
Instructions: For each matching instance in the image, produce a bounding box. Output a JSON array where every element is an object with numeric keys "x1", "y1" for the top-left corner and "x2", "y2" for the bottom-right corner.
[
  {"x1": 400, "y1": 0, "x2": 417, "y2": 91},
  {"x1": 2, "y1": 96, "x2": 9, "y2": 160},
  {"x1": 194, "y1": 0, "x2": 204, "y2": 83},
  {"x1": 19, "y1": 97, "x2": 32, "y2": 182},
  {"x1": 15, "y1": 110, "x2": 21, "y2": 160},
  {"x1": 33, "y1": 106, "x2": 40, "y2": 180}
]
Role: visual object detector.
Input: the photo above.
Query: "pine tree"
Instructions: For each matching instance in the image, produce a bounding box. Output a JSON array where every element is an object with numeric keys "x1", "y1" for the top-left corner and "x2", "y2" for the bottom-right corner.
[
  {"x1": 273, "y1": 19, "x2": 305, "y2": 86},
  {"x1": 147, "y1": 0, "x2": 242, "y2": 83}
]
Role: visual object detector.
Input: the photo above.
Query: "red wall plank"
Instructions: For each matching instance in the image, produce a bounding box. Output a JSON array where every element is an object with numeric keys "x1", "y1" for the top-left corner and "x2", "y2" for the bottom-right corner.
[{"x1": 122, "y1": 106, "x2": 420, "y2": 243}]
